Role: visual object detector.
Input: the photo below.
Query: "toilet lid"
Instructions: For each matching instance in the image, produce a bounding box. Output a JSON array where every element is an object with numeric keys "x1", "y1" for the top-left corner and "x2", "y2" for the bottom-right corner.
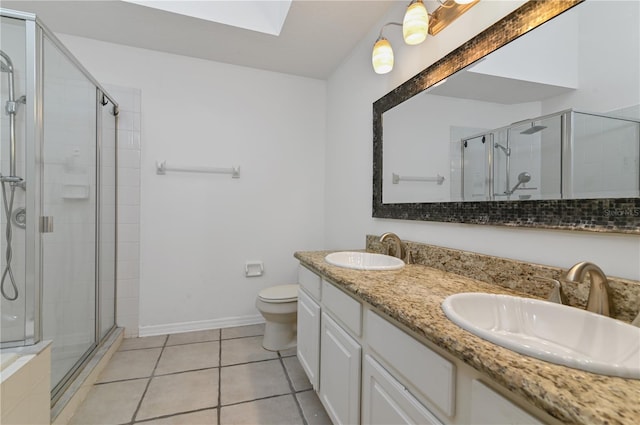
[{"x1": 258, "y1": 284, "x2": 299, "y2": 303}]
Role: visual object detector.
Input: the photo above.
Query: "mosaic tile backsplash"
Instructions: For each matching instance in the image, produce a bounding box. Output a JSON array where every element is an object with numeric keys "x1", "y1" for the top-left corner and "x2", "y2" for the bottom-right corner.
[{"x1": 366, "y1": 235, "x2": 640, "y2": 322}]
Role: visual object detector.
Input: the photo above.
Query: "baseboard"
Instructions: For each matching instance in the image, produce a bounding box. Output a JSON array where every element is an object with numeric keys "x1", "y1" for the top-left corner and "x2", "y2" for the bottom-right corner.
[{"x1": 138, "y1": 314, "x2": 265, "y2": 337}]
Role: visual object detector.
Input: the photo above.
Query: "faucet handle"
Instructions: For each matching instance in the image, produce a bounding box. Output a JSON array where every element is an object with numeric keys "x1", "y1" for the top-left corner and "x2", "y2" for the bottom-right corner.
[
  {"x1": 533, "y1": 276, "x2": 567, "y2": 305},
  {"x1": 403, "y1": 249, "x2": 413, "y2": 265},
  {"x1": 379, "y1": 232, "x2": 405, "y2": 260}
]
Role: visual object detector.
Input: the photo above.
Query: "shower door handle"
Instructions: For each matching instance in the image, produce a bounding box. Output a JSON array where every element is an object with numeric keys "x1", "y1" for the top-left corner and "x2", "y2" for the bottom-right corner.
[{"x1": 40, "y1": 216, "x2": 54, "y2": 233}]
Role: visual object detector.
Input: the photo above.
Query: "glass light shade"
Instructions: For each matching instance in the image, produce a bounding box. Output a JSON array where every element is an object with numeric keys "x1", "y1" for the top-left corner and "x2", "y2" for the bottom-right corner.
[
  {"x1": 372, "y1": 38, "x2": 394, "y2": 74},
  {"x1": 403, "y1": 1, "x2": 429, "y2": 45},
  {"x1": 454, "y1": 0, "x2": 476, "y2": 4}
]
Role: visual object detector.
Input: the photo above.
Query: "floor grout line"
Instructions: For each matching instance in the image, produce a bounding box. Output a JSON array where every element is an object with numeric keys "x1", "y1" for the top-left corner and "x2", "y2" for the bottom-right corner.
[
  {"x1": 132, "y1": 406, "x2": 218, "y2": 424},
  {"x1": 129, "y1": 334, "x2": 168, "y2": 424},
  {"x1": 94, "y1": 376, "x2": 151, "y2": 386},
  {"x1": 219, "y1": 391, "x2": 299, "y2": 409},
  {"x1": 278, "y1": 351, "x2": 308, "y2": 425},
  {"x1": 95, "y1": 364, "x2": 221, "y2": 385},
  {"x1": 74, "y1": 326, "x2": 324, "y2": 425},
  {"x1": 220, "y1": 356, "x2": 282, "y2": 369},
  {"x1": 96, "y1": 346, "x2": 283, "y2": 386},
  {"x1": 118, "y1": 346, "x2": 167, "y2": 352},
  {"x1": 118, "y1": 330, "x2": 265, "y2": 352}
]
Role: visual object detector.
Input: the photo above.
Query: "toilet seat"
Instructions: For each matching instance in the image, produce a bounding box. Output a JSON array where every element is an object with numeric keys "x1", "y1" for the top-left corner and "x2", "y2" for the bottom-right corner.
[{"x1": 258, "y1": 284, "x2": 298, "y2": 303}]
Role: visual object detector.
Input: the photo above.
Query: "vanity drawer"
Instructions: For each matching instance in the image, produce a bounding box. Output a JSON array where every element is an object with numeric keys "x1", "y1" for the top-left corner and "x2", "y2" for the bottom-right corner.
[
  {"x1": 470, "y1": 380, "x2": 543, "y2": 425},
  {"x1": 298, "y1": 265, "x2": 321, "y2": 300},
  {"x1": 322, "y1": 279, "x2": 362, "y2": 337},
  {"x1": 366, "y1": 310, "x2": 455, "y2": 418},
  {"x1": 363, "y1": 354, "x2": 443, "y2": 425}
]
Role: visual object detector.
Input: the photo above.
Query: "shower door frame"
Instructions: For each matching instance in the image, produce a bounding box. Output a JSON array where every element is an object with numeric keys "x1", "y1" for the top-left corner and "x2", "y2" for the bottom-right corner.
[
  {"x1": 1, "y1": 7, "x2": 119, "y2": 403},
  {"x1": 0, "y1": 9, "x2": 40, "y2": 349}
]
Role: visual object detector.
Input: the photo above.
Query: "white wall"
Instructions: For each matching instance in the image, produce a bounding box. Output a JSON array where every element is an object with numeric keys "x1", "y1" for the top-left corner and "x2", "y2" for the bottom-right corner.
[
  {"x1": 325, "y1": 0, "x2": 640, "y2": 280},
  {"x1": 541, "y1": 0, "x2": 640, "y2": 115},
  {"x1": 57, "y1": 35, "x2": 326, "y2": 335}
]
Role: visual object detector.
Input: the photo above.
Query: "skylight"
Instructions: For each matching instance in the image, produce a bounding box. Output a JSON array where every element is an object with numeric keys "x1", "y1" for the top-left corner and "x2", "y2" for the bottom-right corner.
[{"x1": 121, "y1": 0, "x2": 292, "y2": 36}]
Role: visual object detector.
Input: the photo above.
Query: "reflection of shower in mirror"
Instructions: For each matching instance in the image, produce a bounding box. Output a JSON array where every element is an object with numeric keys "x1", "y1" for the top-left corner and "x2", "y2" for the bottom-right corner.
[
  {"x1": 506, "y1": 171, "x2": 532, "y2": 195},
  {"x1": 520, "y1": 124, "x2": 547, "y2": 135},
  {"x1": 494, "y1": 143, "x2": 510, "y2": 156}
]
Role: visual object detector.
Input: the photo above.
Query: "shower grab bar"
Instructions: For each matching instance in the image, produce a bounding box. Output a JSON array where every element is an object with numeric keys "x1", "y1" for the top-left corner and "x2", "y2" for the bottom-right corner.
[
  {"x1": 156, "y1": 161, "x2": 240, "y2": 178},
  {"x1": 392, "y1": 173, "x2": 445, "y2": 185}
]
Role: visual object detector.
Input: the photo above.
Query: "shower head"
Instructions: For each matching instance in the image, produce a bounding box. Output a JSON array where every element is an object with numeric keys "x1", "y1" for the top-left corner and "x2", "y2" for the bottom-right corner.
[
  {"x1": 506, "y1": 172, "x2": 532, "y2": 195},
  {"x1": 520, "y1": 124, "x2": 547, "y2": 135}
]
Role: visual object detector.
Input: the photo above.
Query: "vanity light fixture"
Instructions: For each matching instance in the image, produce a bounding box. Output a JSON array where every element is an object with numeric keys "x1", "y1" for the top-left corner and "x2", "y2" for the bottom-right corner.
[
  {"x1": 373, "y1": 0, "x2": 480, "y2": 74},
  {"x1": 373, "y1": 22, "x2": 401, "y2": 74},
  {"x1": 403, "y1": 1, "x2": 429, "y2": 45}
]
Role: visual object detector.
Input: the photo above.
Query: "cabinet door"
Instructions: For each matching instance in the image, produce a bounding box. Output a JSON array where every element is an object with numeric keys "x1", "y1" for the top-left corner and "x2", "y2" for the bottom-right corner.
[
  {"x1": 320, "y1": 312, "x2": 361, "y2": 425},
  {"x1": 367, "y1": 310, "x2": 455, "y2": 417},
  {"x1": 363, "y1": 355, "x2": 443, "y2": 425},
  {"x1": 297, "y1": 288, "x2": 321, "y2": 390}
]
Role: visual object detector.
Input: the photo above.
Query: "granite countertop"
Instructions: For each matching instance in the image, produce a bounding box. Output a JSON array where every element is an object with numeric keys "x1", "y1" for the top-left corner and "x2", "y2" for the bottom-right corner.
[{"x1": 294, "y1": 250, "x2": 640, "y2": 425}]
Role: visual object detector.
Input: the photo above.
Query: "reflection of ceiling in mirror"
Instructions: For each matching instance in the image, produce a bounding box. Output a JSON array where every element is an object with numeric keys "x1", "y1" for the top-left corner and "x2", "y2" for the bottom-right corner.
[
  {"x1": 430, "y1": 3, "x2": 580, "y2": 105},
  {"x1": 428, "y1": 72, "x2": 576, "y2": 104}
]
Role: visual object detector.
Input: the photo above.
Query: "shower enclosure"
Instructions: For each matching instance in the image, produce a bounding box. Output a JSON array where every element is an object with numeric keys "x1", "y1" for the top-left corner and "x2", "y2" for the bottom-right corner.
[
  {"x1": 459, "y1": 109, "x2": 640, "y2": 201},
  {"x1": 1, "y1": 8, "x2": 117, "y2": 402}
]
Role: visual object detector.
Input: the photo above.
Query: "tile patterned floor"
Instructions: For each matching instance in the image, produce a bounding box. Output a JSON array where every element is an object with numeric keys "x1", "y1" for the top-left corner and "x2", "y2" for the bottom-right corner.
[{"x1": 70, "y1": 324, "x2": 331, "y2": 425}]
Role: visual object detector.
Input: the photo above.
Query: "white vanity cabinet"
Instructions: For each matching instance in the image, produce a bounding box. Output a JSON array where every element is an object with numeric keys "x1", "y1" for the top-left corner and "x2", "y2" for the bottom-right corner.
[
  {"x1": 320, "y1": 312, "x2": 362, "y2": 425},
  {"x1": 365, "y1": 310, "x2": 455, "y2": 421},
  {"x1": 296, "y1": 262, "x2": 552, "y2": 425},
  {"x1": 297, "y1": 288, "x2": 321, "y2": 389},
  {"x1": 470, "y1": 380, "x2": 543, "y2": 425},
  {"x1": 297, "y1": 265, "x2": 322, "y2": 390},
  {"x1": 363, "y1": 354, "x2": 443, "y2": 425},
  {"x1": 320, "y1": 279, "x2": 363, "y2": 424}
]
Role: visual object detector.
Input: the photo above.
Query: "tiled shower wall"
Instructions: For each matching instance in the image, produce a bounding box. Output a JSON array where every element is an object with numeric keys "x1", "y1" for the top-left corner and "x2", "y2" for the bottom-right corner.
[{"x1": 104, "y1": 84, "x2": 141, "y2": 338}]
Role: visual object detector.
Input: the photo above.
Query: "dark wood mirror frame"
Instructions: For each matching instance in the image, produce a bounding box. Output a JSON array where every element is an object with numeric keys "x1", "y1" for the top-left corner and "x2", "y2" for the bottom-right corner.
[{"x1": 372, "y1": 0, "x2": 639, "y2": 234}]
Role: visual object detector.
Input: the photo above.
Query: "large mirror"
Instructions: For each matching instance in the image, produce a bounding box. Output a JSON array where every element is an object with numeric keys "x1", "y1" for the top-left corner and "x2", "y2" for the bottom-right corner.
[{"x1": 373, "y1": 0, "x2": 640, "y2": 233}]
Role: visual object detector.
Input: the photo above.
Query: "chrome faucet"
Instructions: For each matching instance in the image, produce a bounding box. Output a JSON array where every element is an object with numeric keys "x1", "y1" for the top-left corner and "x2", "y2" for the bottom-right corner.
[
  {"x1": 564, "y1": 262, "x2": 612, "y2": 317},
  {"x1": 379, "y1": 232, "x2": 411, "y2": 263}
]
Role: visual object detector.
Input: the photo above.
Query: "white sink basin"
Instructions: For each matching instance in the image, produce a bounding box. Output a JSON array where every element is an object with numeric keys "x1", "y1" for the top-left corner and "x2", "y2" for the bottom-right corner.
[
  {"x1": 442, "y1": 292, "x2": 640, "y2": 379},
  {"x1": 325, "y1": 251, "x2": 404, "y2": 271}
]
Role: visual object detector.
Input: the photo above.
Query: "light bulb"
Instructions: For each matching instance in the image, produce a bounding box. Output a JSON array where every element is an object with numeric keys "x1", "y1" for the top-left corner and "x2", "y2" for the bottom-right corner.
[
  {"x1": 403, "y1": 0, "x2": 429, "y2": 45},
  {"x1": 372, "y1": 37, "x2": 394, "y2": 74}
]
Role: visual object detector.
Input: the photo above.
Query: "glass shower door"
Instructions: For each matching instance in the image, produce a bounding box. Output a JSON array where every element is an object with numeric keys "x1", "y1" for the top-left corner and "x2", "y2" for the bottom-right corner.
[
  {"x1": 461, "y1": 134, "x2": 490, "y2": 201},
  {"x1": 41, "y1": 35, "x2": 97, "y2": 392},
  {"x1": 505, "y1": 116, "x2": 562, "y2": 200}
]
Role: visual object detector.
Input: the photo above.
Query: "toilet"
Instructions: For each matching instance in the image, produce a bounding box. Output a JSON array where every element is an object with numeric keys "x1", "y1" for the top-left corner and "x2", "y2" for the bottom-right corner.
[{"x1": 255, "y1": 284, "x2": 299, "y2": 351}]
